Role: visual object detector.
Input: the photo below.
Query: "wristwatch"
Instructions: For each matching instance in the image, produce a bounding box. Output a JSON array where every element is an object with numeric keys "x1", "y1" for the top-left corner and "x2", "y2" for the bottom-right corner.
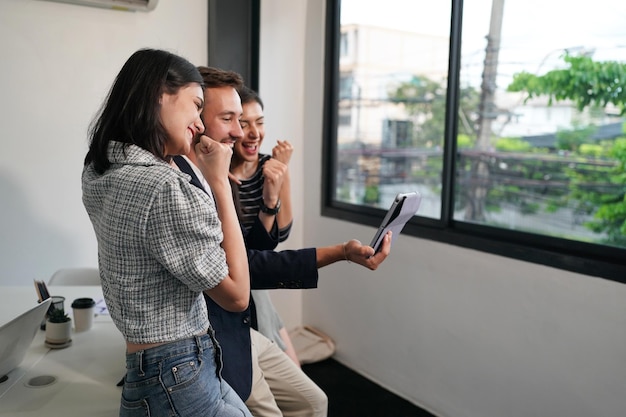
[{"x1": 260, "y1": 198, "x2": 281, "y2": 215}]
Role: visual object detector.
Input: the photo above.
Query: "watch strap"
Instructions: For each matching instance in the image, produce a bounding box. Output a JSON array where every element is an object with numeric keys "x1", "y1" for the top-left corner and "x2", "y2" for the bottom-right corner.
[{"x1": 260, "y1": 198, "x2": 281, "y2": 215}]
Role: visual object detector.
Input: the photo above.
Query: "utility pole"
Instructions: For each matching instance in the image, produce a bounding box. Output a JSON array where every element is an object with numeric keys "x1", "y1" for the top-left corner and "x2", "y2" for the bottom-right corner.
[
  {"x1": 477, "y1": 0, "x2": 504, "y2": 150},
  {"x1": 465, "y1": 0, "x2": 505, "y2": 221}
]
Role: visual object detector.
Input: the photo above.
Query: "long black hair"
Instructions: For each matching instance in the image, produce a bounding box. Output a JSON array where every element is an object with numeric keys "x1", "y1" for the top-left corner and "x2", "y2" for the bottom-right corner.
[
  {"x1": 85, "y1": 48, "x2": 204, "y2": 174},
  {"x1": 237, "y1": 84, "x2": 264, "y2": 109}
]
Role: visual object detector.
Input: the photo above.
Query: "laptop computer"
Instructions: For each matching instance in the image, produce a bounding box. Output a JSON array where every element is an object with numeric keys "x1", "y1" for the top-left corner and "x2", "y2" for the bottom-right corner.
[{"x1": 0, "y1": 297, "x2": 52, "y2": 381}]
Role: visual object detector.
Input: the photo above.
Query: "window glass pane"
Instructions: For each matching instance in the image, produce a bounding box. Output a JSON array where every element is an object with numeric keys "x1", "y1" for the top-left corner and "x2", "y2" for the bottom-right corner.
[
  {"x1": 336, "y1": 0, "x2": 451, "y2": 217},
  {"x1": 457, "y1": 0, "x2": 626, "y2": 249}
]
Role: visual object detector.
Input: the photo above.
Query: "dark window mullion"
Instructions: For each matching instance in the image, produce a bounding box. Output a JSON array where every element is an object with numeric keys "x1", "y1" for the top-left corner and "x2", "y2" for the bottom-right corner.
[
  {"x1": 321, "y1": 0, "x2": 341, "y2": 212},
  {"x1": 441, "y1": 0, "x2": 464, "y2": 225}
]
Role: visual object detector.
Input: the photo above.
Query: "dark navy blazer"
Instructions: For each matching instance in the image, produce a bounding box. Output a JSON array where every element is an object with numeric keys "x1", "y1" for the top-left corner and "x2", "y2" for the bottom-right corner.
[{"x1": 173, "y1": 156, "x2": 319, "y2": 400}]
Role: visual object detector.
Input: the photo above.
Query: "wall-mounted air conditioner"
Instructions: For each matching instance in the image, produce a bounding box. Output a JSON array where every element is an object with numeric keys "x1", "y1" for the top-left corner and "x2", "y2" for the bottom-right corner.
[{"x1": 40, "y1": 0, "x2": 158, "y2": 12}]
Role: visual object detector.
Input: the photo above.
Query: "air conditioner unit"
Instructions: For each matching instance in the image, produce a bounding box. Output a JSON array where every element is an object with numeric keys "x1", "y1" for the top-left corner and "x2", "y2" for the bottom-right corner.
[{"x1": 40, "y1": 0, "x2": 158, "y2": 12}]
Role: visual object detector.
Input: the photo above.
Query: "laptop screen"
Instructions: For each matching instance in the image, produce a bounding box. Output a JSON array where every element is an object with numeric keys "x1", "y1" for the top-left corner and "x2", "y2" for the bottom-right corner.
[{"x1": 0, "y1": 298, "x2": 52, "y2": 380}]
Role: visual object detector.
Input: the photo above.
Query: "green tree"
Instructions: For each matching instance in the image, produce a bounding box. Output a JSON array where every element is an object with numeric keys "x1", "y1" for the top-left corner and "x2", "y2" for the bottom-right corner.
[
  {"x1": 363, "y1": 184, "x2": 380, "y2": 205},
  {"x1": 555, "y1": 124, "x2": 597, "y2": 152},
  {"x1": 569, "y1": 138, "x2": 626, "y2": 246},
  {"x1": 389, "y1": 75, "x2": 480, "y2": 148},
  {"x1": 495, "y1": 137, "x2": 532, "y2": 152},
  {"x1": 508, "y1": 54, "x2": 626, "y2": 245},
  {"x1": 508, "y1": 53, "x2": 626, "y2": 114}
]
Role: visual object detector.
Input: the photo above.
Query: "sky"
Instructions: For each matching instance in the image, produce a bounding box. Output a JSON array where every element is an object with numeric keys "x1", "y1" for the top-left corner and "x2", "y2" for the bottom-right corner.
[{"x1": 341, "y1": 0, "x2": 626, "y2": 87}]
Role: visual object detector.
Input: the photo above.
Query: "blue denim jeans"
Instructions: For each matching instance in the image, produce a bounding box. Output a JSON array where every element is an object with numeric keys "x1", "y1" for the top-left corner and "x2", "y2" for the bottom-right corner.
[{"x1": 120, "y1": 333, "x2": 252, "y2": 417}]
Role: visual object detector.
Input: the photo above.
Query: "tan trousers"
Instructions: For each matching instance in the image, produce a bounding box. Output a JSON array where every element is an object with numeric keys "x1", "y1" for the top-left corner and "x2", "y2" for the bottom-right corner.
[{"x1": 246, "y1": 329, "x2": 328, "y2": 417}]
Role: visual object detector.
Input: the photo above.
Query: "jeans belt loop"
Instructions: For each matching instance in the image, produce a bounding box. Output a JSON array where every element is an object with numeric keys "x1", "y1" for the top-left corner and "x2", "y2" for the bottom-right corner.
[
  {"x1": 195, "y1": 335, "x2": 203, "y2": 357},
  {"x1": 137, "y1": 350, "x2": 145, "y2": 376}
]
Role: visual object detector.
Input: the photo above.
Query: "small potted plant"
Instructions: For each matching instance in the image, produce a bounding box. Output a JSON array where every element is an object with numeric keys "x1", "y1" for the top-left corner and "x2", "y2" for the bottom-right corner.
[{"x1": 45, "y1": 308, "x2": 72, "y2": 348}]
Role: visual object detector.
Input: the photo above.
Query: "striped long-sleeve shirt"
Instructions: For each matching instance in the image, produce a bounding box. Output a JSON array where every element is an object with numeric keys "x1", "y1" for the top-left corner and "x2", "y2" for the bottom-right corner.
[{"x1": 237, "y1": 154, "x2": 292, "y2": 242}]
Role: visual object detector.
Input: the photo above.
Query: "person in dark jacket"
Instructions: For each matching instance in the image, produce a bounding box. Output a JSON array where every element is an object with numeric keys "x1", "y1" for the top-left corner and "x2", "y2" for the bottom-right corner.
[{"x1": 172, "y1": 66, "x2": 391, "y2": 417}]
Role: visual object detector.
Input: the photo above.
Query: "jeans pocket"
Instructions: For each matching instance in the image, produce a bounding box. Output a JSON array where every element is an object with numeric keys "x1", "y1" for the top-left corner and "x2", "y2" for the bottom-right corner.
[
  {"x1": 120, "y1": 397, "x2": 150, "y2": 417},
  {"x1": 171, "y1": 358, "x2": 199, "y2": 385}
]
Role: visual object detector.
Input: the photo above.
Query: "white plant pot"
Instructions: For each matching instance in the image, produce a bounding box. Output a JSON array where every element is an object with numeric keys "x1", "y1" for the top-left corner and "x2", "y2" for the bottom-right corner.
[{"x1": 45, "y1": 319, "x2": 72, "y2": 345}]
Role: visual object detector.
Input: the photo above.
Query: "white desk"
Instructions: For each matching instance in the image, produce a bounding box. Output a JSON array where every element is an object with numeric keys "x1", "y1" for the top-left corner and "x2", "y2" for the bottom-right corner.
[{"x1": 0, "y1": 286, "x2": 125, "y2": 416}]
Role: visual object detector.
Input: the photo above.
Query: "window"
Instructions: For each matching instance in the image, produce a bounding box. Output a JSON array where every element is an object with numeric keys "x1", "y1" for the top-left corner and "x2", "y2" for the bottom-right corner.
[
  {"x1": 338, "y1": 73, "x2": 353, "y2": 100},
  {"x1": 339, "y1": 32, "x2": 349, "y2": 58},
  {"x1": 323, "y1": 0, "x2": 626, "y2": 283},
  {"x1": 382, "y1": 119, "x2": 414, "y2": 147}
]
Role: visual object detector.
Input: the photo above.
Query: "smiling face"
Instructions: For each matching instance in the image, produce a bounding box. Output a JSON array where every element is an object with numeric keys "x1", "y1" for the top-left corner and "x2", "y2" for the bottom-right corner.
[
  {"x1": 200, "y1": 86, "x2": 244, "y2": 146},
  {"x1": 235, "y1": 101, "x2": 265, "y2": 163},
  {"x1": 160, "y1": 83, "x2": 205, "y2": 157}
]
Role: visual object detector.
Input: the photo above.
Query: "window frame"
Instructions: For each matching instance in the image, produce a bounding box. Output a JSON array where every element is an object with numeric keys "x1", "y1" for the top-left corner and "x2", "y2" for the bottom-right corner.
[{"x1": 321, "y1": 0, "x2": 626, "y2": 284}]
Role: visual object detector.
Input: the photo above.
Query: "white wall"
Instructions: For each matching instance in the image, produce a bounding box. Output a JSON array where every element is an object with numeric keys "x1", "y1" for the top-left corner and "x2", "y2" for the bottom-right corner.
[
  {"x1": 260, "y1": 1, "x2": 626, "y2": 417},
  {"x1": 2, "y1": 1, "x2": 625, "y2": 417},
  {"x1": 255, "y1": 0, "x2": 310, "y2": 329},
  {"x1": 0, "y1": 0, "x2": 207, "y2": 285}
]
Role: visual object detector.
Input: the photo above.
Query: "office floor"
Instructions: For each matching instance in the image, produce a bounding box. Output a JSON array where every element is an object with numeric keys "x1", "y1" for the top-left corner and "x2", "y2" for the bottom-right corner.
[{"x1": 302, "y1": 358, "x2": 436, "y2": 417}]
